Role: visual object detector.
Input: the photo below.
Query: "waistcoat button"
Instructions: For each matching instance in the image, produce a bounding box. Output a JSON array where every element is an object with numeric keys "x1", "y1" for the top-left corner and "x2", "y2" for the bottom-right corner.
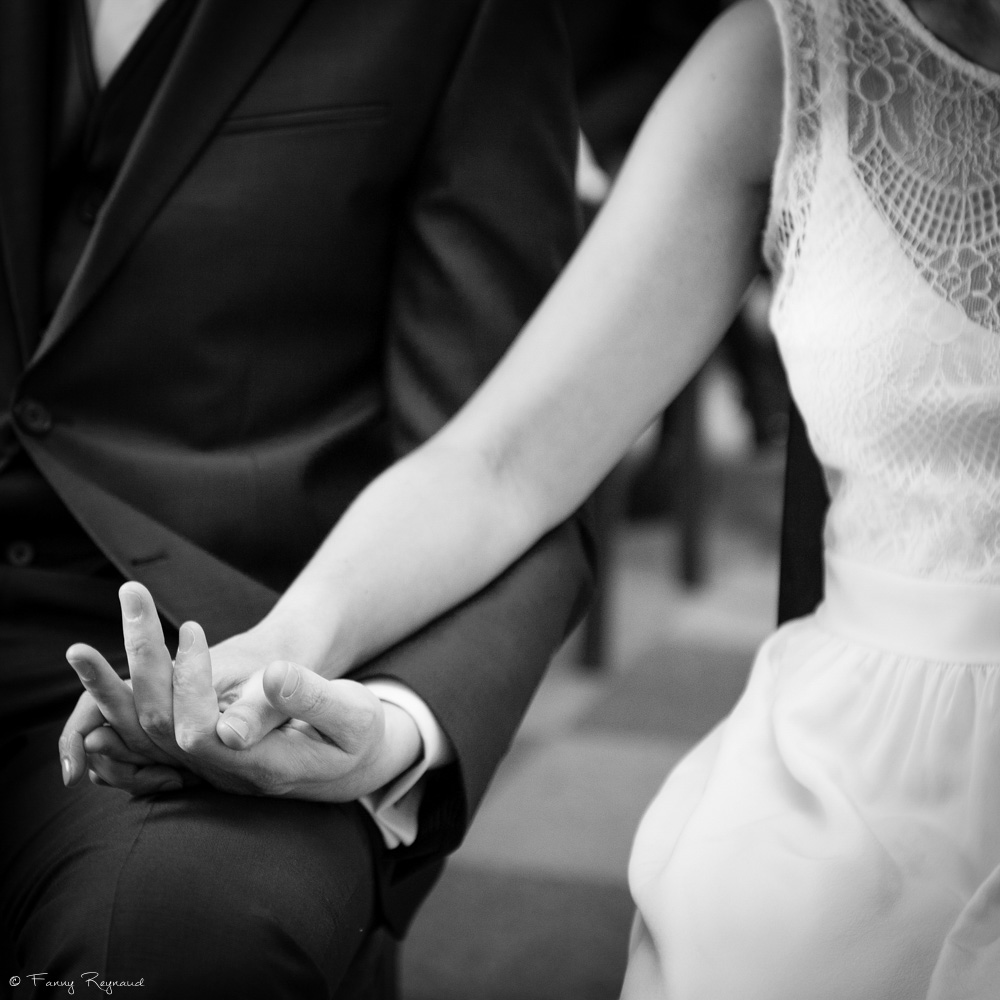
[
  {"x1": 13, "y1": 400, "x2": 54, "y2": 436},
  {"x1": 6, "y1": 540, "x2": 35, "y2": 567}
]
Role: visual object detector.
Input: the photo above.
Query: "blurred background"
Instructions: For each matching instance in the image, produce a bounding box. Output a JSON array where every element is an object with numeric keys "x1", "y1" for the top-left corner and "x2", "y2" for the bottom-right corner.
[{"x1": 398, "y1": 1, "x2": 790, "y2": 996}]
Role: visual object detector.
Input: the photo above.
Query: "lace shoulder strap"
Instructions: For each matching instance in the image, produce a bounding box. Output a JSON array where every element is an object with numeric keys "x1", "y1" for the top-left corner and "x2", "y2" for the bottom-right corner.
[{"x1": 762, "y1": 0, "x2": 825, "y2": 284}]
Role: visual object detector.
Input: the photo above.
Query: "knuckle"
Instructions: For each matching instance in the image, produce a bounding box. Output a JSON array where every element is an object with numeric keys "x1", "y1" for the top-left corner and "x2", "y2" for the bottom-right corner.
[
  {"x1": 338, "y1": 687, "x2": 382, "y2": 746},
  {"x1": 138, "y1": 709, "x2": 173, "y2": 740},
  {"x1": 170, "y1": 665, "x2": 196, "y2": 692},
  {"x1": 124, "y1": 632, "x2": 163, "y2": 662},
  {"x1": 124, "y1": 632, "x2": 150, "y2": 657},
  {"x1": 345, "y1": 698, "x2": 380, "y2": 742},
  {"x1": 171, "y1": 673, "x2": 207, "y2": 707},
  {"x1": 247, "y1": 767, "x2": 278, "y2": 797},
  {"x1": 86, "y1": 727, "x2": 113, "y2": 754},
  {"x1": 295, "y1": 680, "x2": 327, "y2": 716}
]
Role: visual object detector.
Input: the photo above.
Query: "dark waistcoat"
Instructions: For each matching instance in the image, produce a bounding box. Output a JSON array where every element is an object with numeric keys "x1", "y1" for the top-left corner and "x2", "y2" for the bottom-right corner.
[{"x1": 0, "y1": 0, "x2": 192, "y2": 580}]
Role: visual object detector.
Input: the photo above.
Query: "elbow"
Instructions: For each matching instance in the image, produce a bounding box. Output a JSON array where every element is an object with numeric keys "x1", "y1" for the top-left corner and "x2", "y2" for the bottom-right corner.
[{"x1": 485, "y1": 440, "x2": 572, "y2": 560}]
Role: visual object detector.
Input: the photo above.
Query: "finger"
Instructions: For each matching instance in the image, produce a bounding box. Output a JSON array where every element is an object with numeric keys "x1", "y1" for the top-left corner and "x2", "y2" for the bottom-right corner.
[
  {"x1": 87, "y1": 753, "x2": 138, "y2": 788},
  {"x1": 65, "y1": 643, "x2": 143, "y2": 740},
  {"x1": 172, "y1": 621, "x2": 225, "y2": 754},
  {"x1": 60, "y1": 686, "x2": 106, "y2": 747},
  {"x1": 216, "y1": 667, "x2": 289, "y2": 751},
  {"x1": 283, "y1": 718, "x2": 335, "y2": 744},
  {"x1": 120, "y1": 582, "x2": 175, "y2": 748},
  {"x1": 84, "y1": 725, "x2": 159, "y2": 766},
  {"x1": 64, "y1": 644, "x2": 174, "y2": 766},
  {"x1": 87, "y1": 754, "x2": 184, "y2": 796},
  {"x1": 59, "y1": 686, "x2": 107, "y2": 786},
  {"x1": 129, "y1": 766, "x2": 185, "y2": 796},
  {"x1": 60, "y1": 727, "x2": 86, "y2": 786},
  {"x1": 262, "y1": 664, "x2": 383, "y2": 756}
]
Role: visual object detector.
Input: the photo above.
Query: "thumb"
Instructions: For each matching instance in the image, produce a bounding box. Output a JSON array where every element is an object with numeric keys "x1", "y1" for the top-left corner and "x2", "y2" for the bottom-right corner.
[
  {"x1": 262, "y1": 662, "x2": 383, "y2": 756},
  {"x1": 216, "y1": 669, "x2": 289, "y2": 750}
]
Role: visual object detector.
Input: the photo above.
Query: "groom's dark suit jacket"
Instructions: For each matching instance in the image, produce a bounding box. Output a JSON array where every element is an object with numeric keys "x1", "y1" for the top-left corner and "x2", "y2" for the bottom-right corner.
[{"x1": 0, "y1": 0, "x2": 592, "y2": 933}]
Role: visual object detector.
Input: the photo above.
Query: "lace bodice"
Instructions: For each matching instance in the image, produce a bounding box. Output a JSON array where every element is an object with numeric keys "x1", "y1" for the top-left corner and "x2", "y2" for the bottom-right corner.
[{"x1": 764, "y1": 0, "x2": 1000, "y2": 584}]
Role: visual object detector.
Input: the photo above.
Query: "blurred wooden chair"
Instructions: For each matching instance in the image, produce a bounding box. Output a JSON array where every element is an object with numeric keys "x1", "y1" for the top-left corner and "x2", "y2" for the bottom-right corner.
[{"x1": 579, "y1": 370, "x2": 705, "y2": 668}]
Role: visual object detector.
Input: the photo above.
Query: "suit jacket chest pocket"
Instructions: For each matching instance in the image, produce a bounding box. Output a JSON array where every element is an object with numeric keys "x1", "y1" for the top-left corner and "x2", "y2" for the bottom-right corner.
[{"x1": 218, "y1": 102, "x2": 389, "y2": 136}]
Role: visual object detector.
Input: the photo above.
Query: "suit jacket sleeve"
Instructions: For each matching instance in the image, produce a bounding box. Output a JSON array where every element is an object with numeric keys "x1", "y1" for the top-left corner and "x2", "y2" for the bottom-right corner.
[{"x1": 350, "y1": 0, "x2": 595, "y2": 866}]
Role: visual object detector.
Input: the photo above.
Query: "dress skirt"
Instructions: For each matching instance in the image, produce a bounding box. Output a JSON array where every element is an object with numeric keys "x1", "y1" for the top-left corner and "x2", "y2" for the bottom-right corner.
[{"x1": 621, "y1": 553, "x2": 1000, "y2": 1000}]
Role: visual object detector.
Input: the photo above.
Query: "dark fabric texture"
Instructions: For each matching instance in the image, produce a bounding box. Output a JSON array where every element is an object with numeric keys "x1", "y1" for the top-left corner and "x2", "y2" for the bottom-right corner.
[
  {"x1": 0, "y1": 586, "x2": 385, "y2": 1000},
  {"x1": 0, "y1": 0, "x2": 593, "y2": 985},
  {"x1": 0, "y1": 567, "x2": 136, "y2": 740},
  {"x1": 1, "y1": 724, "x2": 377, "y2": 999}
]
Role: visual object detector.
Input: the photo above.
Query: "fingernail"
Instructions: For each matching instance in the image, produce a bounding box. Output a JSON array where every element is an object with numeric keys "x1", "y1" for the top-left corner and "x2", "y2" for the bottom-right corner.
[
  {"x1": 177, "y1": 623, "x2": 195, "y2": 655},
  {"x1": 279, "y1": 662, "x2": 300, "y2": 700},
  {"x1": 62, "y1": 757, "x2": 72, "y2": 785},
  {"x1": 66, "y1": 654, "x2": 96, "y2": 683},
  {"x1": 121, "y1": 588, "x2": 142, "y2": 622},
  {"x1": 222, "y1": 718, "x2": 249, "y2": 743}
]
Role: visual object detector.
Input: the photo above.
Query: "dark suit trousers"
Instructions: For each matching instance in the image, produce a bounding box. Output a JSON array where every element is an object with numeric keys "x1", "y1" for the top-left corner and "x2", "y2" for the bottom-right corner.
[{"x1": 0, "y1": 568, "x2": 378, "y2": 999}]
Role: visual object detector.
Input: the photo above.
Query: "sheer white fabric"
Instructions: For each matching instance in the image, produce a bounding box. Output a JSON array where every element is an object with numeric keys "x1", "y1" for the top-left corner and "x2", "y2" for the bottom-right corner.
[
  {"x1": 622, "y1": 2, "x2": 1000, "y2": 997},
  {"x1": 765, "y1": 0, "x2": 1000, "y2": 585}
]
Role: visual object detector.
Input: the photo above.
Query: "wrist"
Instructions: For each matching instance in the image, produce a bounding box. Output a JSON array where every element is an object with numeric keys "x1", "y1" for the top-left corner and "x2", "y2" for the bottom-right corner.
[{"x1": 250, "y1": 593, "x2": 355, "y2": 679}]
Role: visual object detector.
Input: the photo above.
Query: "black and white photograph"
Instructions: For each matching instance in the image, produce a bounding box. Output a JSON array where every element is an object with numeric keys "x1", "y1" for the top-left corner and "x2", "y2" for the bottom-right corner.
[{"x1": 2, "y1": 0, "x2": 999, "y2": 997}]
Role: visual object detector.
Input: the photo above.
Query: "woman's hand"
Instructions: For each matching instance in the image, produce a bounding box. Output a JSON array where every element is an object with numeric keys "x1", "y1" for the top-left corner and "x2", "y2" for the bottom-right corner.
[
  {"x1": 59, "y1": 582, "x2": 421, "y2": 800},
  {"x1": 58, "y1": 663, "x2": 188, "y2": 796}
]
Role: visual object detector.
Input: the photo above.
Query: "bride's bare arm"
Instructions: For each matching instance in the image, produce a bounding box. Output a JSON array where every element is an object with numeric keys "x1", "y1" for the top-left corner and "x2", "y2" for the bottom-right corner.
[{"x1": 264, "y1": 0, "x2": 784, "y2": 675}]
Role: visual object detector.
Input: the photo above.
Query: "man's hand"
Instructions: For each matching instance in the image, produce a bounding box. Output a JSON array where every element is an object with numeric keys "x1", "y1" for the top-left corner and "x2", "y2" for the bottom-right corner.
[{"x1": 59, "y1": 583, "x2": 423, "y2": 801}]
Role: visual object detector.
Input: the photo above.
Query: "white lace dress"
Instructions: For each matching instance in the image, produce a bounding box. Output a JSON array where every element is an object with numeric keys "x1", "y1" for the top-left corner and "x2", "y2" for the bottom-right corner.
[{"x1": 621, "y1": 1, "x2": 1000, "y2": 997}]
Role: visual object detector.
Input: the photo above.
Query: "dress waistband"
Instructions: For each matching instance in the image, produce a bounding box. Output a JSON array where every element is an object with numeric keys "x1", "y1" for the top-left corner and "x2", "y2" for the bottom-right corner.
[{"x1": 816, "y1": 553, "x2": 1000, "y2": 664}]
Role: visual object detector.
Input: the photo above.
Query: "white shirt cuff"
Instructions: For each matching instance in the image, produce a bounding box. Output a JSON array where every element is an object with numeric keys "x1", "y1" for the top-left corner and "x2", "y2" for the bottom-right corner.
[{"x1": 359, "y1": 680, "x2": 455, "y2": 849}]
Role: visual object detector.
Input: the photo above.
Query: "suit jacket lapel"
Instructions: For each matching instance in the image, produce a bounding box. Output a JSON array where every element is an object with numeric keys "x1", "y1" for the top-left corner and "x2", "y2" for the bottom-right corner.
[
  {"x1": 34, "y1": 0, "x2": 312, "y2": 363},
  {"x1": 0, "y1": 0, "x2": 48, "y2": 368}
]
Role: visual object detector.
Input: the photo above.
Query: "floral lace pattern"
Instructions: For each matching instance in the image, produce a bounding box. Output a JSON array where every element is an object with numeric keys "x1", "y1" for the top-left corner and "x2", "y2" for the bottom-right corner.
[
  {"x1": 845, "y1": 0, "x2": 1000, "y2": 335},
  {"x1": 764, "y1": 0, "x2": 822, "y2": 298},
  {"x1": 765, "y1": 0, "x2": 1000, "y2": 584}
]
